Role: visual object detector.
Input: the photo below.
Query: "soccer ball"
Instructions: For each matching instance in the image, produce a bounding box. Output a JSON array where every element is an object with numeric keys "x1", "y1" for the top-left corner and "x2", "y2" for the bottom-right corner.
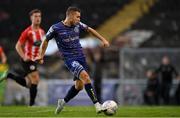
[{"x1": 102, "y1": 100, "x2": 118, "y2": 116}]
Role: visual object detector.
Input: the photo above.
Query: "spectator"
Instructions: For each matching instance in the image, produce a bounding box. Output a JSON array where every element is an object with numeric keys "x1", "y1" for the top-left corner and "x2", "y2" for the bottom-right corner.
[
  {"x1": 144, "y1": 70, "x2": 160, "y2": 105},
  {"x1": 155, "y1": 56, "x2": 179, "y2": 105}
]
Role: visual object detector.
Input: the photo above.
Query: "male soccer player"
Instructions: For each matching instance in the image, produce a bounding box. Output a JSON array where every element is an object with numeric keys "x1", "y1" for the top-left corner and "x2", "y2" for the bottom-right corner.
[
  {"x1": 38, "y1": 7, "x2": 109, "y2": 114},
  {"x1": 0, "y1": 46, "x2": 7, "y2": 64},
  {"x1": 1, "y1": 9, "x2": 45, "y2": 106}
]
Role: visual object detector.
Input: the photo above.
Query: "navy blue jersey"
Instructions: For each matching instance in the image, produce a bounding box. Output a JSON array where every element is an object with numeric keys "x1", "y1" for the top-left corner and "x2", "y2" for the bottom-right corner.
[{"x1": 46, "y1": 21, "x2": 88, "y2": 60}]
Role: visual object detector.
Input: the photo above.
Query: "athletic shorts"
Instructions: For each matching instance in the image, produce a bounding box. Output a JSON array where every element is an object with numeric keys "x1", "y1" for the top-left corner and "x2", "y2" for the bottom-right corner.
[
  {"x1": 21, "y1": 59, "x2": 38, "y2": 76},
  {"x1": 64, "y1": 57, "x2": 88, "y2": 80}
]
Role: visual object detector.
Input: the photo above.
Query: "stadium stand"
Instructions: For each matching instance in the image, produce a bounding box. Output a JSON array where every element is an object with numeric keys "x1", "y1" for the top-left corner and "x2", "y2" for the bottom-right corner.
[{"x1": 128, "y1": 0, "x2": 180, "y2": 47}]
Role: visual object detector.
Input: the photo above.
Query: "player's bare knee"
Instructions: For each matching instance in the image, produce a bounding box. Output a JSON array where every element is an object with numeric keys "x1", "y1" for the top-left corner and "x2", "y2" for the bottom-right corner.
[
  {"x1": 83, "y1": 77, "x2": 91, "y2": 84},
  {"x1": 28, "y1": 72, "x2": 40, "y2": 85},
  {"x1": 75, "y1": 84, "x2": 83, "y2": 90},
  {"x1": 80, "y1": 72, "x2": 91, "y2": 84},
  {"x1": 32, "y1": 79, "x2": 39, "y2": 84},
  {"x1": 29, "y1": 77, "x2": 39, "y2": 85}
]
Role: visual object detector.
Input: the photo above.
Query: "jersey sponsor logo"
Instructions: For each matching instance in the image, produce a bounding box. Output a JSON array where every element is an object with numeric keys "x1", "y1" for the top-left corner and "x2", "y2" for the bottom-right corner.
[
  {"x1": 63, "y1": 36, "x2": 79, "y2": 42},
  {"x1": 33, "y1": 40, "x2": 42, "y2": 47}
]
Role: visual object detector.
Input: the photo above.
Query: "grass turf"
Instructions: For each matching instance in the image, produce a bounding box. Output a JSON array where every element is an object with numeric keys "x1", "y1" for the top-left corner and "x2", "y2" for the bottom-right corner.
[{"x1": 0, "y1": 106, "x2": 180, "y2": 117}]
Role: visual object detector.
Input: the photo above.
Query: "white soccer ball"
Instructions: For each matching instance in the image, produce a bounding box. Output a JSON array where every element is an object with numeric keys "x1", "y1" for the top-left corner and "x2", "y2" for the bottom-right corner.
[{"x1": 102, "y1": 100, "x2": 118, "y2": 116}]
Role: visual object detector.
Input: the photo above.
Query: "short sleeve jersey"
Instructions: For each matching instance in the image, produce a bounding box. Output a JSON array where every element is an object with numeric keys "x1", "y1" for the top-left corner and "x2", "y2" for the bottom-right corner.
[
  {"x1": 46, "y1": 22, "x2": 88, "y2": 60},
  {"x1": 18, "y1": 26, "x2": 45, "y2": 60}
]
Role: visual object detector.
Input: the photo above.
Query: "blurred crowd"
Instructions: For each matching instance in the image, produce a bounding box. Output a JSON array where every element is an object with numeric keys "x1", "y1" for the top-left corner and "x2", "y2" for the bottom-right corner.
[{"x1": 144, "y1": 56, "x2": 180, "y2": 105}]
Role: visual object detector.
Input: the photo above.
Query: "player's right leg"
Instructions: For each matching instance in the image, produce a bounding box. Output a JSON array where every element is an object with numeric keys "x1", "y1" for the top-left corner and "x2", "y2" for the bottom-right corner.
[
  {"x1": 27, "y1": 71, "x2": 40, "y2": 106},
  {"x1": 20, "y1": 60, "x2": 39, "y2": 106}
]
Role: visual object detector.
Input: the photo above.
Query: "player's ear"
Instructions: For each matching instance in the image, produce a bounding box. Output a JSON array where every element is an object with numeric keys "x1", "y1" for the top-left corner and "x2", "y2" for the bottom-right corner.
[
  {"x1": 68, "y1": 12, "x2": 73, "y2": 18},
  {"x1": 30, "y1": 15, "x2": 33, "y2": 22}
]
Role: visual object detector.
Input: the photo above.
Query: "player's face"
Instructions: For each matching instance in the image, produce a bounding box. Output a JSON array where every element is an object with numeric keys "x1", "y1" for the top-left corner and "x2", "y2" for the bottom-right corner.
[
  {"x1": 162, "y1": 57, "x2": 170, "y2": 65},
  {"x1": 31, "y1": 12, "x2": 41, "y2": 26},
  {"x1": 146, "y1": 70, "x2": 153, "y2": 78},
  {"x1": 71, "y1": 11, "x2": 81, "y2": 25}
]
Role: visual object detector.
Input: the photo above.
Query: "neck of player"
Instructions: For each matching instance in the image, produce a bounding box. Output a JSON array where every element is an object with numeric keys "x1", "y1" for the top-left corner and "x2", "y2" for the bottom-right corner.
[
  {"x1": 31, "y1": 24, "x2": 40, "y2": 30},
  {"x1": 63, "y1": 18, "x2": 72, "y2": 27}
]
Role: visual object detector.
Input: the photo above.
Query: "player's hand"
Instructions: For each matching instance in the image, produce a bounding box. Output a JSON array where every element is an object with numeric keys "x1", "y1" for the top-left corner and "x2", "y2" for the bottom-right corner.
[
  {"x1": 102, "y1": 40, "x2": 110, "y2": 48},
  {"x1": 2, "y1": 58, "x2": 7, "y2": 64},
  {"x1": 37, "y1": 59, "x2": 44, "y2": 64},
  {"x1": 34, "y1": 56, "x2": 44, "y2": 64},
  {"x1": 23, "y1": 56, "x2": 31, "y2": 62}
]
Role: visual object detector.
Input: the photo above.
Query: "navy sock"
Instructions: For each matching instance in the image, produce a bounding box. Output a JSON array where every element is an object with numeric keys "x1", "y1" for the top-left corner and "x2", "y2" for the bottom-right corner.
[
  {"x1": 29, "y1": 84, "x2": 37, "y2": 106},
  {"x1": 85, "y1": 83, "x2": 98, "y2": 104},
  {"x1": 64, "y1": 85, "x2": 80, "y2": 103},
  {"x1": 7, "y1": 73, "x2": 27, "y2": 87}
]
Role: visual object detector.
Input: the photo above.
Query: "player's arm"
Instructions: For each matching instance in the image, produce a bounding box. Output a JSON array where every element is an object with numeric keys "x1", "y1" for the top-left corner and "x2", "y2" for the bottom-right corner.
[
  {"x1": 0, "y1": 50, "x2": 7, "y2": 64},
  {"x1": 16, "y1": 30, "x2": 30, "y2": 61},
  {"x1": 87, "y1": 27, "x2": 110, "y2": 47},
  {"x1": 36, "y1": 26, "x2": 55, "y2": 64},
  {"x1": 172, "y1": 66, "x2": 179, "y2": 79},
  {"x1": 35, "y1": 39, "x2": 49, "y2": 64},
  {"x1": 39, "y1": 39, "x2": 49, "y2": 59},
  {"x1": 16, "y1": 42, "x2": 26, "y2": 60}
]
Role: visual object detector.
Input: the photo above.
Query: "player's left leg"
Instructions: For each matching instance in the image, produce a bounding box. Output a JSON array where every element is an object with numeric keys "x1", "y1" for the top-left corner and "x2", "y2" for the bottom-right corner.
[
  {"x1": 79, "y1": 70, "x2": 104, "y2": 113},
  {"x1": 27, "y1": 71, "x2": 40, "y2": 106}
]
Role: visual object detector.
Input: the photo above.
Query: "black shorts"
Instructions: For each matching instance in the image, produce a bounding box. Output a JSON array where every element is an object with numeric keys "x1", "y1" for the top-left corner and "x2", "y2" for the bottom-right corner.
[{"x1": 21, "y1": 59, "x2": 38, "y2": 76}]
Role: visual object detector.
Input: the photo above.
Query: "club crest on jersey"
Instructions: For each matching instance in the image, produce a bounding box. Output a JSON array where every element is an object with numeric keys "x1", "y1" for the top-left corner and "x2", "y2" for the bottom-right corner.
[{"x1": 74, "y1": 27, "x2": 79, "y2": 33}]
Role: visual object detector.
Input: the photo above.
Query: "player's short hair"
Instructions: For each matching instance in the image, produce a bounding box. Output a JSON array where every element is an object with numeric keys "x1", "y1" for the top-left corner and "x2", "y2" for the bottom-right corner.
[
  {"x1": 29, "y1": 9, "x2": 41, "y2": 16},
  {"x1": 66, "y1": 6, "x2": 81, "y2": 16}
]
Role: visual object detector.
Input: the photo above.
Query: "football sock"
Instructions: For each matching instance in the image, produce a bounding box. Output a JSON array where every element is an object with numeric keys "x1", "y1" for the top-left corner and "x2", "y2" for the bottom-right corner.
[
  {"x1": 29, "y1": 84, "x2": 37, "y2": 106},
  {"x1": 85, "y1": 83, "x2": 98, "y2": 104},
  {"x1": 64, "y1": 85, "x2": 80, "y2": 103},
  {"x1": 7, "y1": 73, "x2": 27, "y2": 87}
]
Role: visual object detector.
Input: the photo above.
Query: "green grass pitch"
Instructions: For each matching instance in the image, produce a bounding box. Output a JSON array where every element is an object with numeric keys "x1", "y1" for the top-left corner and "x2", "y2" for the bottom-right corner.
[{"x1": 0, "y1": 106, "x2": 180, "y2": 117}]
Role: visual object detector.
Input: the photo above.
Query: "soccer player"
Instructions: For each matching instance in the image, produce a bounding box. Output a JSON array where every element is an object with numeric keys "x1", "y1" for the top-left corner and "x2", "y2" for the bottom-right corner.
[
  {"x1": 0, "y1": 46, "x2": 7, "y2": 64},
  {"x1": 1, "y1": 9, "x2": 45, "y2": 106},
  {"x1": 37, "y1": 7, "x2": 109, "y2": 114}
]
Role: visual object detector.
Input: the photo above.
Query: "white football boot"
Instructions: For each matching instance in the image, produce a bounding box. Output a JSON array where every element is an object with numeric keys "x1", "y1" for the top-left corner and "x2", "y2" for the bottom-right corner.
[
  {"x1": 95, "y1": 102, "x2": 105, "y2": 113},
  {"x1": 55, "y1": 99, "x2": 65, "y2": 114}
]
